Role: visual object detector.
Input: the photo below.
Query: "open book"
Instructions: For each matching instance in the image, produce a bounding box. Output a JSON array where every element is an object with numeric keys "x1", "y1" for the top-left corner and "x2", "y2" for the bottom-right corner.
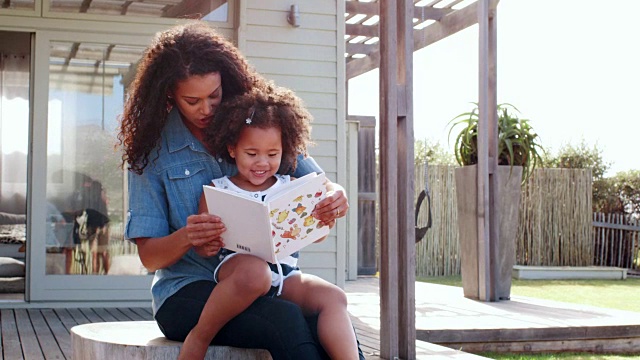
[{"x1": 203, "y1": 173, "x2": 330, "y2": 263}]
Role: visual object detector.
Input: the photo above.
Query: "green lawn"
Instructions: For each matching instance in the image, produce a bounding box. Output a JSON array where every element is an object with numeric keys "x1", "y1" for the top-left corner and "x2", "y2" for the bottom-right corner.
[{"x1": 417, "y1": 275, "x2": 640, "y2": 360}]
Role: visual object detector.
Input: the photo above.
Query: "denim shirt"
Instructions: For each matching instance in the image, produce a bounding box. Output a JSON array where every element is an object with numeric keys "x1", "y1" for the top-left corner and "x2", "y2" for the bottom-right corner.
[{"x1": 125, "y1": 108, "x2": 322, "y2": 314}]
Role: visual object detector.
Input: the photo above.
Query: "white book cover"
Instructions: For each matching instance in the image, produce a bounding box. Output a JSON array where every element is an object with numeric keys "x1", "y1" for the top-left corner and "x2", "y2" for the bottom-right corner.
[{"x1": 203, "y1": 173, "x2": 330, "y2": 263}]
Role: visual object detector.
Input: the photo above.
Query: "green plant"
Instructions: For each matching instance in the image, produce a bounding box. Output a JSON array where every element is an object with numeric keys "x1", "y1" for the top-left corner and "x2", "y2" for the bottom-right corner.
[
  {"x1": 447, "y1": 103, "x2": 545, "y2": 182},
  {"x1": 414, "y1": 139, "x2": 456, "y2": 166},
  {"x1": 545, "y1": 139, "x2": 611, "y2": 180}
]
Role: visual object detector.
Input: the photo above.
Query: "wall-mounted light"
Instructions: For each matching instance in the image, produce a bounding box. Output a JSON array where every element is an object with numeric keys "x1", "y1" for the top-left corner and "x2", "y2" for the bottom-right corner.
[{"x1": 287, "y1": 4, "x2": 300, "y2": 27}]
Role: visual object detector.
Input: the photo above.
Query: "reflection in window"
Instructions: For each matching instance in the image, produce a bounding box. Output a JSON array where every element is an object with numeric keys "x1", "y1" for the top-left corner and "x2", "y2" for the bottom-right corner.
[
  {"x1": 0, "y1": 51, "x2": 29, "y2": 290},
  {"x1": 0, "y1": 0, "x2": 35, "y2": 11},
  {"x1": 48, "y1": 0, "x2": 228, "y2": 21},
  {"x1": 46, "y1": 41, "x2": 147, "y2": 276}
]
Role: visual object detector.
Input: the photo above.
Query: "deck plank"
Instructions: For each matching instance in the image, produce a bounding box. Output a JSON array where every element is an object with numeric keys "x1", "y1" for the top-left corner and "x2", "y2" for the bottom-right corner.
[
  {"x1": 52, "y1": 309, "x2": 77, "y2": 333},
  {"x1": 27, "y1": 310, "x2": 65, "y2": 360},
  {"x1": 103, "y1": 308, "x2": 131, "y2": 321},
  {"x1": 117, "y1": 308, "x2": 147, "y2": 321},
  {"x1": 128, "y1": 307, "x2": 154, "y2": 321},
  {"x1": 90, "y1": 308, "x2": 118, "y2": 323},
  {"x1": 78, "y1": 309, "x2": 103, "y2": 324},
  {"x1": 40, "y1": 309, "x2": 72, "y2": 360},
  {"x1": 1, "y1": 309, "x2": 22, "y2": 360},
  {"x1": 65, "y1": 309, "x2": 90, "y2": 327},
  {"x1": 14, "y1": 309, "x2": 44, "y2": 360}
]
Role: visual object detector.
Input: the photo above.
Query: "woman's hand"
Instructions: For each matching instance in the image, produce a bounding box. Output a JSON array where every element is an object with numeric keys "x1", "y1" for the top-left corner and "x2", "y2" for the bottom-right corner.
[
  {"x1": 186, "y1": 213, "x2": 226, "y2": 257},
  {"x1": 312, "y1": 180, "x2": 349, "y2": 229}
]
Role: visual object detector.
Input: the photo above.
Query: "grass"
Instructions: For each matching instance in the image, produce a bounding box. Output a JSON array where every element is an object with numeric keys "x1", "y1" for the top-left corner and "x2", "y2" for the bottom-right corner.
[{"x1": 417, "y1": 275, "x2": 640, "y2": 360}]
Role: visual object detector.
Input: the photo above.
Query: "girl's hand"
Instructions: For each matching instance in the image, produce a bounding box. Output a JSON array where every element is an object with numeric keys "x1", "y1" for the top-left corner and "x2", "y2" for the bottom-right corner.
[
  {"x1": 312, "y1": 181, "x2": 349, "y2": 228},
  {"x1": 185, "y1": 213, "x2": 226, "y2": 257}
]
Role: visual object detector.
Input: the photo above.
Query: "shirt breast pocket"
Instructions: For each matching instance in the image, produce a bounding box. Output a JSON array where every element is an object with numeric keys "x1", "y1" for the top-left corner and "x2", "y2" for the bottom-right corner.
[{"x1": 167, "y1": 163, "x2": 209, "y2": 210}]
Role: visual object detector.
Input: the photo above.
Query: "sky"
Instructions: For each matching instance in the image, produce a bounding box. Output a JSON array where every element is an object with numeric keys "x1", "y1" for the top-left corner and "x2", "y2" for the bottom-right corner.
[{"x1": 348, "y1": 0, "x2": 640, "y2": 177}]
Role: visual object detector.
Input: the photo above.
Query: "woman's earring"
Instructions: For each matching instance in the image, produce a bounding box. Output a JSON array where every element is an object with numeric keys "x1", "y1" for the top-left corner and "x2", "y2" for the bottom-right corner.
[{"x1": 166, "y1": 97, "x2": 173, "y2": 113}]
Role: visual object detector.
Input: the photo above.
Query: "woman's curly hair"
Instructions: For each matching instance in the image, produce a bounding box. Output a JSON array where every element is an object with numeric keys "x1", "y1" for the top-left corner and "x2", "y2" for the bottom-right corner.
[
  {"x1": 118, "y1": 21, "x2": 265, "y2": 174},
  {"x1": 204, "y1": 84, "x2": 313, "y2": 174}
]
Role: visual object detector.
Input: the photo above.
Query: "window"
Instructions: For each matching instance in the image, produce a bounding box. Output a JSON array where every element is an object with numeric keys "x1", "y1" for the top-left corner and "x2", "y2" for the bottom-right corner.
[
  {"x1": 1, "y1": 0, "x2": 35, "y2": 11},
  {"x1": 46, "y1": 41, "x2": 145, "y2": 276},
  {"x1": 0, "y1": 36, "x2": 31, "y2": 279}
]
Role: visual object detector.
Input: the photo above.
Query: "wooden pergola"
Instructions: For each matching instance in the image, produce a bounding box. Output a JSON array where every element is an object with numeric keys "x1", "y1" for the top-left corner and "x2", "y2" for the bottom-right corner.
[{"x1": 345, "y1": 0, "x2": 500, "y2": 358}]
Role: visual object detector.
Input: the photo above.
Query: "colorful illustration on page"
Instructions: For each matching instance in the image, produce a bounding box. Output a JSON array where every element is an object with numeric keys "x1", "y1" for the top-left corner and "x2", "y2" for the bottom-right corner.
[{"x1": 271, "y1": 189, "x2": 326, "y2": 253}]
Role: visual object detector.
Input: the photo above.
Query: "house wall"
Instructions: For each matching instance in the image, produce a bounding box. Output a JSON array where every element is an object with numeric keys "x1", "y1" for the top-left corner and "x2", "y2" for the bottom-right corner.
[
  {"x1": 0, "y1": 0, "x2": 349, "y2": 304},
  {"x1": 238, "y1": 1, "x2": 347, "y2": 285}
]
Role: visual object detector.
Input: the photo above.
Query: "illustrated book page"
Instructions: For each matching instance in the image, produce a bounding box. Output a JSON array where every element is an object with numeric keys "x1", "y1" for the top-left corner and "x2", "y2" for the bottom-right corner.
[{"x1": 203, "y1": 172, "x2": 330, "y2": 263}]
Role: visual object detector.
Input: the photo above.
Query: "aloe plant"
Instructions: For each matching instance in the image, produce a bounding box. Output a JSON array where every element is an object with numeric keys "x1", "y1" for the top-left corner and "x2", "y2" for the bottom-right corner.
[{"x1": 447, "y1": 103, "x2": 544, "y2": 182}]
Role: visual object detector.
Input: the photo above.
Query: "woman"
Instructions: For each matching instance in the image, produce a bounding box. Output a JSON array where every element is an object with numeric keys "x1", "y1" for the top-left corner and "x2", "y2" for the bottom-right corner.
[{"x1": 118, "y1": 22, "x2": 359, "y2": 359}]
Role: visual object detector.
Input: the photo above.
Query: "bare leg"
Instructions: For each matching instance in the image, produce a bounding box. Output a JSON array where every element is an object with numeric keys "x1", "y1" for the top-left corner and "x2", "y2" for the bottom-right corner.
[
  {"x1": 100, "y1": 250, "x2": 110, "y2": 274},
  {"x1": 93, "y1": 226, "x2": 110, "y2": 274},
  {"x1": 64, "y1": 247, "x2": 73, "y2": 274},
  {"x1": 281, "y1": 274, "x2": 359, "y2": 360},
  {"x1": 91, "y1": 236, "x2": 99, "y2": 274},
  {"x1": 178, "y1": 254, "x2": 272, "y2": 360}
]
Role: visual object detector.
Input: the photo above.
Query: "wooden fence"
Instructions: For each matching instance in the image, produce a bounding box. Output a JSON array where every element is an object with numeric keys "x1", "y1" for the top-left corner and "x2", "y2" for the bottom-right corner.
[
  {"x1": 516, "y1": 168, "x2": 593, "y2": 266},
  {"x1": 593, "y1": 213, "x2": 640, "y2": 270},
  {"x1": 414, "y1": 166, "x2": 612, "y2": 276},
  {"x1": 414, "y1": 164, "x2": 459, "y2": 277}
]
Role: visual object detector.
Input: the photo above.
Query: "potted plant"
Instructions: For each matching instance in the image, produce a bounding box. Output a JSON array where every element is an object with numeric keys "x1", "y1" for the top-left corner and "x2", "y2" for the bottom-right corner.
[
  {"x1": 448, "y1": 103, "x2": 544, "y2": 300},
  {"x1": 449, "y1": 103, "x2": 544, "y2": 183}
]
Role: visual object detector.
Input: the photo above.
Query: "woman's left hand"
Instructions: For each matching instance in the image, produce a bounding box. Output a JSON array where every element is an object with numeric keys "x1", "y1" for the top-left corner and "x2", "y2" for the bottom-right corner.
[{"x1": 312, "y1": 180, "x2": 349, "y2": 229}]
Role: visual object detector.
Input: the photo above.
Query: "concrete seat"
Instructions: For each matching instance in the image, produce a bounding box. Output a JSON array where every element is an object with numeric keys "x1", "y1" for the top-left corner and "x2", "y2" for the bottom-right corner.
[{"x1": 71, "y1": 321, "x2": 272, "y2": 360}]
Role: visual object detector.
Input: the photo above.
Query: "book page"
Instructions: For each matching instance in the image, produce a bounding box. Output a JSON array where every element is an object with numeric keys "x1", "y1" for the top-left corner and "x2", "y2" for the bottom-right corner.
[
  {"x1": 203, "y1": 185, "x2": 276, "y2": 263},
  {"x1": 266, "y1": 173, "x2": 330, "y2": 261},
  {"x1": 264, "y1": 172, "x2": 321, "y2": 202}
]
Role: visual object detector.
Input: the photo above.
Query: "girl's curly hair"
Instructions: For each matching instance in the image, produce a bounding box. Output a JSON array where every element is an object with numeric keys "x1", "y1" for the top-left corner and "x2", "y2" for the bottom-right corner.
[
  {"x1": 118, "y1": 21, "x2": 265, "y2": 174},
  {"x1": 204, "y1": 84, "x2": 313, "y2": 174}
]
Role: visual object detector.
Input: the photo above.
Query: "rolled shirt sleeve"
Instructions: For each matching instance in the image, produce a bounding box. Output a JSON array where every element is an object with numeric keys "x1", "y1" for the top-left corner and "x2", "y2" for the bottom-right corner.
[{"x1": 292, "y1": 154, "x2": 323, "y2": 178}]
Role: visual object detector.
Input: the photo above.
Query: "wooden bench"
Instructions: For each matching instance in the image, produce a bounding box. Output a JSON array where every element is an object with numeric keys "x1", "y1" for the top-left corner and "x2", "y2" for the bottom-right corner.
[{"x1": 71, "y1": 321, "x2": 272, "y2": 359}]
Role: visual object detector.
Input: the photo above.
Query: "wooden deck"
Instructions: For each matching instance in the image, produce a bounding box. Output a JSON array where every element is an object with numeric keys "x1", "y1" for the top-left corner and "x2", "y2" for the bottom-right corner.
[
  {"x1": 1, "y1": 276, "x2": 639, "y2": 359},
  {"x1": 346, "y1": 276, "x2": 640, "y2": 358},
  {"x1": 0, "y1": 307, "x2": 154, "y2": 359}
]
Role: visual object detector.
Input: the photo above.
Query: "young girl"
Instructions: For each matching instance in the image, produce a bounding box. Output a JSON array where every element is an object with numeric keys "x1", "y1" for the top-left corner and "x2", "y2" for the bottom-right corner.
[{"x1": 178, "y1": 85, "x2": 359, "y2": 360}]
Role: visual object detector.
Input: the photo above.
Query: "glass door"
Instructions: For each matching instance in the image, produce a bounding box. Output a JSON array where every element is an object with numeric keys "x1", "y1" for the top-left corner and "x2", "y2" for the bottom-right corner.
[
  {"x1": 29, "y1": 31, "x2": 152, "y2": 302},
  {"x1": 0, "y1": 31, "x2": 32, "y2": 301}
]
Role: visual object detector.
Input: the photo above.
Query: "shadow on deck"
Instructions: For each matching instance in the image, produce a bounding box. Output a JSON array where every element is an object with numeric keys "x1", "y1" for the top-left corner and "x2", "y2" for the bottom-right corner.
[{"x1": 346, "y1": 276, "x2": 640, "y2": 358}]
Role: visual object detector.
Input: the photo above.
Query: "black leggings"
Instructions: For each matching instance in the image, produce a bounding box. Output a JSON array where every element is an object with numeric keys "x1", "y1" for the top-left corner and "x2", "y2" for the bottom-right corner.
[{"x1": 155, "y1": 280, "x2": 365, "y2": 360}]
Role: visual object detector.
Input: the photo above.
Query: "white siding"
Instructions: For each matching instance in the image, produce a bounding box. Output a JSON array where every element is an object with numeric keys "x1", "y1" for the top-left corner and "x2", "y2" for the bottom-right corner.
[{"x1": 242, "y1": 0, "x2": 345, "y2": 286}]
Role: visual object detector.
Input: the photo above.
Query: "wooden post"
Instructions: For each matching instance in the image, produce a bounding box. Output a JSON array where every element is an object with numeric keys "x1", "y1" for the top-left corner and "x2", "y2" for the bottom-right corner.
[
  {"x1": 477, "y1": 0, "x2": 499, "y2": 301},
  {"x1": 379, "y1": 0, "x2": 416, "y2": 358}
]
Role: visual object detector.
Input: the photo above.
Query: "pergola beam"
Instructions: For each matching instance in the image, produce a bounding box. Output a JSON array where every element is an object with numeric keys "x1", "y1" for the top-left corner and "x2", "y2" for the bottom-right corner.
[
  {"x1": 346, "y1": 1, "x2": 452, "y2": 20},
  {"x1": 346, "y1": 0, "x2": 498, "y2": 79},
  {"x1": 346, "y1": 43, "x2": 377, "y2": 56},
  {"x1": 345, "y1": 1, "x2": 377, "y2": 15},
  {"x1": 346, "y1": 23, "x2": 379, "y2": 38}
]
